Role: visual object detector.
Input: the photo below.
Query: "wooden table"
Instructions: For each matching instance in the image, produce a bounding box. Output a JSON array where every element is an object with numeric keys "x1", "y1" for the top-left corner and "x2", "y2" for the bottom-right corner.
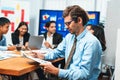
[
  {"x1": 0, "y1": 50, "x2": 64, "y2": 77},
  {"x1": 0, "y1": 51, "x2": 40, "y2": 76},
  {"x1": 0, "y1": 57, "x2": 39, "y2": 76}
]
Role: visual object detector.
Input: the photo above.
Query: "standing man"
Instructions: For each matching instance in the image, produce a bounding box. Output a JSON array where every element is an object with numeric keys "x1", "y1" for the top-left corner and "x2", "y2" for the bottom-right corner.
[{"x1": 33, "y1": 5, "x2": 102, "y2": 80}]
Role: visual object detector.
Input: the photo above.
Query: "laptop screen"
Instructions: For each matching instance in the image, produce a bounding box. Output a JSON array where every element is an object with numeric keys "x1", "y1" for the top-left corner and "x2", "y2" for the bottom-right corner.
[{"x1": 28, "y1": 36, "x2": 44, "y2": 49}]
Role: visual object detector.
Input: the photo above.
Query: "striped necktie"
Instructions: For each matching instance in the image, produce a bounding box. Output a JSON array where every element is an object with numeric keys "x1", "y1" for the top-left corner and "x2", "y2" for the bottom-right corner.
[{"x1": 64, "y1": 36, "x2": 77, "y2": 69}]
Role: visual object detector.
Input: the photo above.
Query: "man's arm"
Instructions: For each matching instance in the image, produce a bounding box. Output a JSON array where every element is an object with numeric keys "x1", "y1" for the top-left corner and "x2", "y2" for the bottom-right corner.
[
  {"x1": 58, "y1": 40, "x2": 102, "y2": 80},
  {"x1": 44, "y1": 37, "x2": 66, "y2": 60},
  {"x1": 0, "y1": 36, "x2": 7, "y2": 50}
]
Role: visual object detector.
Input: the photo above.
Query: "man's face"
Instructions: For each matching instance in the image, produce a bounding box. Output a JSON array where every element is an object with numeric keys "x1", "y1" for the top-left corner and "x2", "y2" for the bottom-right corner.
[
  {"x1": 0, "y1": 23, "x2": 10, "y2": 34},
  {"x1": 64, "y1": 16, "x2": 80, "y2": 34},
  {"x1": 47, "y1": 23, "x2": 56, "y2": 34}
]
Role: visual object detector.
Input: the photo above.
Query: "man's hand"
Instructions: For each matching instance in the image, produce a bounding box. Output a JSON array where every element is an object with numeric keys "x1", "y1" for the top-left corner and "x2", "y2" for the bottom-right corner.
[
  {"x1": 40, "y1": 62, "x2": 59, "y2": 76},
  {"x1": 44, "y1": 41, "x2": 52, "y2": 49},
  {"x1": 31, "y1": 52, "x2": 45, "y2": 59}
]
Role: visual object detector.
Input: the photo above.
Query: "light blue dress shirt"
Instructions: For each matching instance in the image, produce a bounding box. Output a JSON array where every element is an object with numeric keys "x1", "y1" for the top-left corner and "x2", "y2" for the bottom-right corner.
[
  {"x1": 0, "y1": 35, "x2": 7, "y2": 50},
  {"x1": 45, "y1": 29, "x2": 102, "y2": 80}
]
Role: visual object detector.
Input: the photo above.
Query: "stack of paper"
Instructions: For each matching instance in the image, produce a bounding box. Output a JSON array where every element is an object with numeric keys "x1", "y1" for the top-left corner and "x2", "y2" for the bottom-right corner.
[
  {"x1": 21, "y1": 51, "x2": 50, "y2": 64},
  {"x1": 0, "y1": 51, "x2": 20, "y2": 60}
]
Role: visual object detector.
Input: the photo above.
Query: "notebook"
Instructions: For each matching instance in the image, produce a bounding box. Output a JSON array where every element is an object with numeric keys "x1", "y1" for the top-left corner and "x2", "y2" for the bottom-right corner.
[{"x1": 28, "y1": 36, "x2": 44, "y2": 49}]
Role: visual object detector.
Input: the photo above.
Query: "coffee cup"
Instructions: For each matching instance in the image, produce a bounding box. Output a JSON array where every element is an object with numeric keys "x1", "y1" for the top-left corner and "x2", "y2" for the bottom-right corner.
[{"x1": 16, "y1": 44, "x2": 22, "y2": 51}]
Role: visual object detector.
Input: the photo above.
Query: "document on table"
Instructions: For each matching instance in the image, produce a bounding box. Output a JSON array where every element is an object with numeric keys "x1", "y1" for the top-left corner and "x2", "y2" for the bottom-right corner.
[
  {"x1": 0, "y1": 51, "x2": 21, "y2": 60},
  {"x1": 21, "y1": 51, "x2": 50, "y2": 64}
]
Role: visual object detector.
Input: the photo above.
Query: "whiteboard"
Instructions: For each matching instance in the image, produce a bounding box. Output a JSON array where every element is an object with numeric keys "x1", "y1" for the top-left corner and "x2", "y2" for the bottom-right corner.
[
  {"x1": 0, "y1": 0, "x2": 30, "y2": 45},
  {"x1": 115, "y1": 29, "x2": 120, "y2": 80}
]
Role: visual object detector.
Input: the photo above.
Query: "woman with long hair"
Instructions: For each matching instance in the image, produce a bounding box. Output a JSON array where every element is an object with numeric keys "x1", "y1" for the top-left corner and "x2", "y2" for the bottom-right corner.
[{"x1": 11, "y1": 21, "x2": 30, "y2": 49}]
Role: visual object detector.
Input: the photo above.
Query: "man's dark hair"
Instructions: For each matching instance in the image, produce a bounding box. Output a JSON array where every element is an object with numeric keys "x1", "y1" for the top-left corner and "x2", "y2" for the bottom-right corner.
[
  {"x1": 45, "y1": 21, "x2": 56, "y2": 28},
  {"x1": 63, "y1": 5, "x2": 89, "y2": 26},
  {"x1": 0, "y1": 17, "x2": 10, "y2": 26}
]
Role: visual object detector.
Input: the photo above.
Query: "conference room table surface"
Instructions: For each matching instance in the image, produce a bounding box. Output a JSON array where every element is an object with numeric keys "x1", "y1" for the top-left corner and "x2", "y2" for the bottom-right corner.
[{"x1": 0, "y1": 50, "x2": 64, "y2": 76}]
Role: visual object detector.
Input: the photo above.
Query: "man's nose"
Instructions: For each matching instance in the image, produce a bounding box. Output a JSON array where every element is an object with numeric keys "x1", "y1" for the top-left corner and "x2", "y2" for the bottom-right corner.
[{"x1": 65, "y1": 25, "x2": 69, "y2": 29}]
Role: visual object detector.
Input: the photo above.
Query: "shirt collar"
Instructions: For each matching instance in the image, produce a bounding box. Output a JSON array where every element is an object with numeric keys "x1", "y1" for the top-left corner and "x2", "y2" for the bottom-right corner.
[
  {"x1": 47, "y1": 33, "x2": 54, "y2": 37},
  {"x1": 76, "y1": 29, "x2": 87, "y2": 41}
]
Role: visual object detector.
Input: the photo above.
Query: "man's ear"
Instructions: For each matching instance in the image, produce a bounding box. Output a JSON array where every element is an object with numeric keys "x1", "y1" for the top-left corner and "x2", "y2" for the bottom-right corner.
[
  {"x1": 77, "y1": 17, "x2": 82, "y2": 24},
  {"x1": 45, "y1": 27, "x2": 48, "y2": 30}
]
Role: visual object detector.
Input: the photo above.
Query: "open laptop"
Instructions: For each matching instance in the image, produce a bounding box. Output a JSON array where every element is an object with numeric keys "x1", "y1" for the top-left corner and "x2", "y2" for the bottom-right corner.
[{"x1": 28, "y1": 36, "x2": 44, "y2": 49}]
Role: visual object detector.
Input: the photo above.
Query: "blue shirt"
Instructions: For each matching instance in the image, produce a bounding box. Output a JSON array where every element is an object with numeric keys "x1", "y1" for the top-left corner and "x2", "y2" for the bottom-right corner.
[
  {"x1": 0, "y1": 35, "x2": 7, "y2": 50},
  {"x1": 45, "y1": 29, "x2": 102, "y2": 80}
]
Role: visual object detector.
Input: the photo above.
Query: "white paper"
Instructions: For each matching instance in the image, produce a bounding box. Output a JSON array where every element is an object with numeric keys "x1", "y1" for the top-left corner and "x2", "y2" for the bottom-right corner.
[
  {"x1": 21, "y1": 51, "x2": 50, "y2": 64},
  {"x1": 0, "y1": 51, "x2": 21, "y2": 60}
]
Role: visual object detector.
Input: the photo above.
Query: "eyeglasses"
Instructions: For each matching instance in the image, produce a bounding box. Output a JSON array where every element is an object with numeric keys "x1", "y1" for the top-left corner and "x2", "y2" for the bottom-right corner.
[{"x1": 65, "y1": 20, "x2": 73, "y2": 26}]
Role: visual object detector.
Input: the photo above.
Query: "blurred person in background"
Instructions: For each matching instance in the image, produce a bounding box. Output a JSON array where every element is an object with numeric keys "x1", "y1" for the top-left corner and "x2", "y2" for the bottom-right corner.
[
  {"x1": 0, "y1": 17, "x2": 16, "y2": 51},
  {"x1": 36, "y1": 21, "x2": 64, "y2": 80},
  {"x1": 42, "y1": 21, "x2": 63, "y2": 49},
  {"x1": 86, "y1": 24, "x2": 106, "y2": 51},
  {"x1": 11, "y1": 21, "x2": 30, "y2": 50}
]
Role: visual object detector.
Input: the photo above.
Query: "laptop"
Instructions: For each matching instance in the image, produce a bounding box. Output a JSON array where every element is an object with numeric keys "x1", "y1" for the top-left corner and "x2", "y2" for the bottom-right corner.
[{"x1": 28, "y1": 36, "x2": 44, "y2": 49}]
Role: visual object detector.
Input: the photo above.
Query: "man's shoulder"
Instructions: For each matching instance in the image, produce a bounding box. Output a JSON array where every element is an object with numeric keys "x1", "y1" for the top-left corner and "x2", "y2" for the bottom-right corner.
[
  {"x1": 84, "y1": 32, "x2": 99, "y2": 43},
  {"x1": 54, "y1": 32, "x2": 62, "y2": 37},
  {"x1": 43, "y1": 32, "x2": 47, "y2": 36},
  {"x1": 0, "y1": 35, "x2": 6, "y2": 41},
  {"x1": 2, "y1": 35, "x2": 6, "y2": 39}
]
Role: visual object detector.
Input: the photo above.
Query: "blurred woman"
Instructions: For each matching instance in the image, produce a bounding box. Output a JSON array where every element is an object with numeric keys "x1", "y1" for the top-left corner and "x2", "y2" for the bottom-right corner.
[
  {"x1": 11, "y1": 22, "x2": 30, "y2": 49},
  {"x1": 86, "y1": 24, "x2": 106, "y2": 51}
]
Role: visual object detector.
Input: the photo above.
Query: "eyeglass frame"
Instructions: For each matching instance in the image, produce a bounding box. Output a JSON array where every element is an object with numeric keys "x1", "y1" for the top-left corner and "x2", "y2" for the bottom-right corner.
[{"x1": 64, "y1": 20, "x2": 73, "y2": 26}]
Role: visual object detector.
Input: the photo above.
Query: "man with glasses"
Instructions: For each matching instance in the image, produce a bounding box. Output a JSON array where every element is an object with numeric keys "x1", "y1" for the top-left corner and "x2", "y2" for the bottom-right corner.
[{"x1": 32, "y1": 5, "x2": 102, "y2": 80}]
